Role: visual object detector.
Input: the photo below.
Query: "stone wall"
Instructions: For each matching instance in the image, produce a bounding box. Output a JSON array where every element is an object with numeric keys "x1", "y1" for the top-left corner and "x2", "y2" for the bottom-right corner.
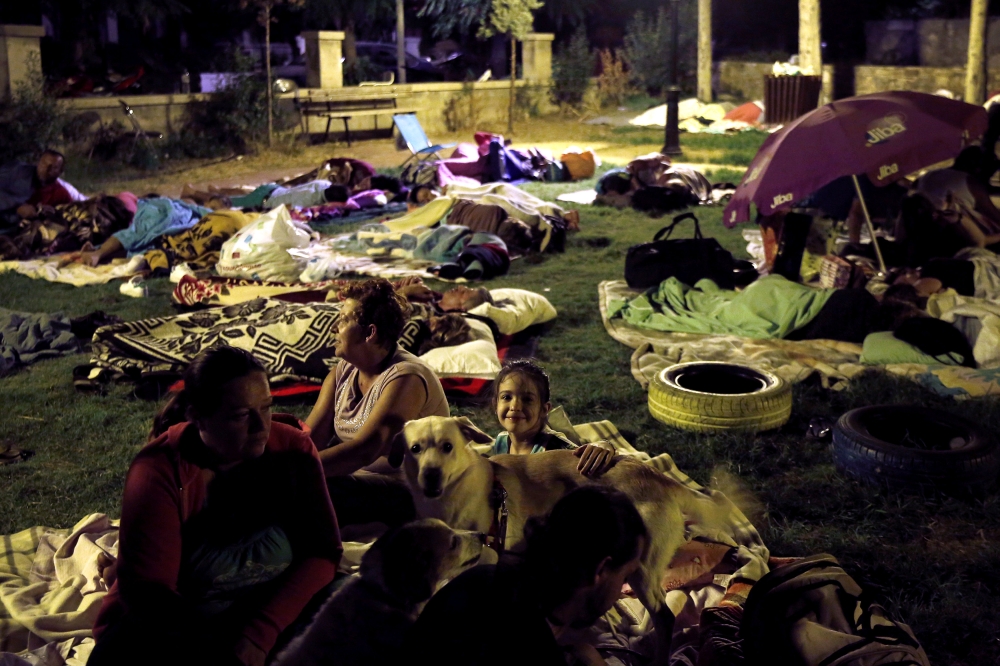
[
  {"x1": 718, "y1": 61, "x2": 835, "y2": 104},
  {"x1": 853, "y1": 65, "x2": 1000, "y2": 97},
  {"x1": 866, "y1": 18, "x2": 1000, "y2": 68},
  {"x1": 61, "y1": 80, "x2": 555, "y2": 141}
]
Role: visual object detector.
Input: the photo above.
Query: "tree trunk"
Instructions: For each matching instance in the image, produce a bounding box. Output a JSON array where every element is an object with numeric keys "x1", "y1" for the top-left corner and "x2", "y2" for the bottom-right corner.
[
  {"x1": 265, "y1": 4, "x2": 273, "y2": 148},
  {"x1": 508, "y1": 35, "x2": 516, "y2": 136},
  {"x1": 343, "y1": 19, "x2": 358, "y2": 70},
  {"x1": 697, "y1": 0, "x2": 712, "y2": 102},
  {"x1": 396, "y1": 0, "x2": 407, "y2": 84},
  {"x1": 966, "y1": 0, "x2": 989, "y2": 105},
  {"x1": 798, "y1": 0, "x2": 822, "y2": 76}
]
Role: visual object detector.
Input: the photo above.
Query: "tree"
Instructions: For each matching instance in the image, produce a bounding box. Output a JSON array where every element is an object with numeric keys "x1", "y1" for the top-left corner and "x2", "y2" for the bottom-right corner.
[
  {"x1": 242, "y1": 0, "x2": 304, "y2": 147},
  {"x1": 966, "y1": 0, "x2": 989, "y2": 104},
  {"x1": 421, "y1": 0, "x2": 543, "y2": 134},
  {"x1": 697, "y1": 0, "x2": 711, "y2": 102},
  {"x1": 798, "y1": 0, "x2": 822, "y2": 77},
  {"x1": 304, "y1": 0, "x2": 395, "y2": 69}
]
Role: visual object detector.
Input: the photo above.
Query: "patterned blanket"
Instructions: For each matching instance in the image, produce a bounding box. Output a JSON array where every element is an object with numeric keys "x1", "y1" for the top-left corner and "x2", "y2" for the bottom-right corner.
[
  {"x1": 86, "y1": 298, "x2": 342, "y2": 384},
  {"x1": 600, "y1": 280, "x2": 1000, "y2": 398}
]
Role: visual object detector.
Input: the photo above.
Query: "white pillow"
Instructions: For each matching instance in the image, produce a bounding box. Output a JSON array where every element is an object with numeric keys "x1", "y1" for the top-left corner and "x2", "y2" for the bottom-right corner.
[
  {"x1": 466, "y1": 288, "x2": 557, "y2": 335},
  {"x1": 419, "y1": 317, "x2": 500, "y2": 379}
]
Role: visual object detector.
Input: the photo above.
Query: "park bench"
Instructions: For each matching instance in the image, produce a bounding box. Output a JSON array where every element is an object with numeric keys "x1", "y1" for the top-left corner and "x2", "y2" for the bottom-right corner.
[{"x1": 294, "y1": 91, "x2": 420, "y2": 146}]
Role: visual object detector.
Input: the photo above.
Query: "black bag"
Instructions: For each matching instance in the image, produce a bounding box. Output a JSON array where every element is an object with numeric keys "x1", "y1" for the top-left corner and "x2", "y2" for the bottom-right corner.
[{"x1": 624, "y1": 213, "x2": 736, "y2": 289}]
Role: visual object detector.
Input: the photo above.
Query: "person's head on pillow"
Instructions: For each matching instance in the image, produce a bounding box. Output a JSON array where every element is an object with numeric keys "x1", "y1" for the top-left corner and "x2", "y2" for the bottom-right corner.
[
  {"x1": 407, "y1": 184, "x2": 437, "y2": 212},
  {"x1": 337, "y1": 278, "x2": 408, "y2": 359},
  {"x1": 324, "y1": 184, "x2": 350, "y2": 203},
  {"x1": 894, "y1": 317, "x2": 976, "y2": 367},
  {"x1": 438, "y1": 286, "x2": 493, "y2": 312}
]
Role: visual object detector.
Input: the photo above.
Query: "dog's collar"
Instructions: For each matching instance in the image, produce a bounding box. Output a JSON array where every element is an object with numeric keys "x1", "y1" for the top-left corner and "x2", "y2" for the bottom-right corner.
[{"x1": 486, "y1": 477, "x2": 508, "y2": 556}]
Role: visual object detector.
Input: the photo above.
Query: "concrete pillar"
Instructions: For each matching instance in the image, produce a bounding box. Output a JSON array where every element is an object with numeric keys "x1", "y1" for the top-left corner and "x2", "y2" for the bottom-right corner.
[
  {"x1": 303, "y1": 31, "x2": 345, "y2": 89},
  {"x1": 0, "y1": 25, "x2": 46, "y2": 98},
  {"x1": 521, "y1": 33, "x2": 554, "y2": 81}
]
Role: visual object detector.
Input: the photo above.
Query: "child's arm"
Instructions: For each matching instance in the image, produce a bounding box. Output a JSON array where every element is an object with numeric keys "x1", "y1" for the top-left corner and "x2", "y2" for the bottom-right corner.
[{"x1": 573, "y1": 440, "x2": 616, "y2": 476}]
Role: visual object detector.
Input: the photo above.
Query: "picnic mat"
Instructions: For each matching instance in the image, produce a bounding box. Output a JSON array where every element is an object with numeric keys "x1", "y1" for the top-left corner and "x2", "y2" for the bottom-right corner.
[{"x1": 599, "y1": 280, "x2": 1000, "y2": 398}]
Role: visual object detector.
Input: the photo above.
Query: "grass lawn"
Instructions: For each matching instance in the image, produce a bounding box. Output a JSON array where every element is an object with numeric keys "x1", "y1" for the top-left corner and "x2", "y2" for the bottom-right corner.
[{"x1": 1, "y1": 124, "x2": 998, "y2": 664}]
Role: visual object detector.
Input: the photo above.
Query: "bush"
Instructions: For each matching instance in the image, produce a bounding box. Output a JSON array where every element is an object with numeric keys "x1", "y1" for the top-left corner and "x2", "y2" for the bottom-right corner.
[
  {"x1": 344, "y1": 56, "x2": 385, "y2": 86},
  {"x1": 597, "y1": 49, "x2": 631, "y2": 108},
  {"x1": 551, "y1": 27, "x2": 592, "y2": 109},
  {"x1": 179, "y1": 48, "x2": 292, "y2": 156},
  {"x1": 623, "y1": 2, "x2": 696, "y2": 95},
  {"x1": 0, "y1": 55, "x2": 64, "y2": 164}
]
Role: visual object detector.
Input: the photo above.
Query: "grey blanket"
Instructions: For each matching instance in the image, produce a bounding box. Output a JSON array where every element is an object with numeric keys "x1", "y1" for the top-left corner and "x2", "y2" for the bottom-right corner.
[{"x1": 0, "y1": 309, "x2": 81, "y2": 376}]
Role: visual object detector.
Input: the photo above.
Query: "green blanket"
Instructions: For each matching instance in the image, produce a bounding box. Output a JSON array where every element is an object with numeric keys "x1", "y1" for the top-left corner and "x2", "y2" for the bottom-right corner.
[{"x1": 608, "y1": 275, "x2": 834, "y2": 339}]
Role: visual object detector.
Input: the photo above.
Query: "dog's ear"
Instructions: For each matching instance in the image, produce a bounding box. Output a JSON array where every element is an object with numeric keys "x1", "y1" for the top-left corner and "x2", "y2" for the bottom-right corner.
[
  {"x1": 388, "y1": 429, "x2": 407, "y2": 469},
  {"x1": 455, "y1": 416, "x2": 494, "y2": 445}
]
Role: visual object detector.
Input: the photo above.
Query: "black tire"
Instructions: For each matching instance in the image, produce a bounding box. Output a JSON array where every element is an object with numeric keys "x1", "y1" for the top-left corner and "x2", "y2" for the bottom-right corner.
[
  {"x1": 832, "y1": 405, "x2": 1000, "y2": 496},
  {"x1": 648, "y1": 362, "x2": 792, "y2": 433}
]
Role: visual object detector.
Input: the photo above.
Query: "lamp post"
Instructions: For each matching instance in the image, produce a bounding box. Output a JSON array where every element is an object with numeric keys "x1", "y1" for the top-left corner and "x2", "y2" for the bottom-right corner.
[{"x1": 662, "y1": 0, "x2": 682, "y2": 156}]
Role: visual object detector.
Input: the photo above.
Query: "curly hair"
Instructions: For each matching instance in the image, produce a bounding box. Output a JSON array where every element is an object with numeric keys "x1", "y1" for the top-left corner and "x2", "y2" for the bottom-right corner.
[{"x1": 341, "y1": 278, "x2": 408, "y2": 347}]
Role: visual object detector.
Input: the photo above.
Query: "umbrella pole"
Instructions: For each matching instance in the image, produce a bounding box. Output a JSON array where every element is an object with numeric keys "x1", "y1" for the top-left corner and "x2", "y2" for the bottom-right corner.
[{"x1": 851, "y1": 174, "x2": 888, "y2": 275}]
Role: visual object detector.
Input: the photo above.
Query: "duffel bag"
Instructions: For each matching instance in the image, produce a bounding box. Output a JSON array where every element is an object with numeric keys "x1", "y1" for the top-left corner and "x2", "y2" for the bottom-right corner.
[{"x1": 624, "y1": 212, "x2": 736, "y2": 289}]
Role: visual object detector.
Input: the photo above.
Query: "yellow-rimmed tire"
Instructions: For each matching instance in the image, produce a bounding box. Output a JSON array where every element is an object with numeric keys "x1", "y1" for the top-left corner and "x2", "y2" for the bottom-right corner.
[{"x1": 648, "y1": 362, "x2": 792, "y2": 433}]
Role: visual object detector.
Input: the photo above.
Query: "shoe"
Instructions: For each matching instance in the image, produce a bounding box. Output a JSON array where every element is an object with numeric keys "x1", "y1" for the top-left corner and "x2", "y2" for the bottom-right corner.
[
  {"x1": 462, "y1": 259, "x2": 485, "y2": 280},
  {"x1": 120, "y1": 276, "x2": 148, "y2": 298},
  {"x1": 436, "y1": 263, "x2": 464, "y2": 280}
]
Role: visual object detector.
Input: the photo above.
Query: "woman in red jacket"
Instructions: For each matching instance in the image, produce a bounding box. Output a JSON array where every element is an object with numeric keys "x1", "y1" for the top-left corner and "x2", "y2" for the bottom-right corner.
[{"x1": 89, "y1": 347, "x2": 342, "y2": 666}]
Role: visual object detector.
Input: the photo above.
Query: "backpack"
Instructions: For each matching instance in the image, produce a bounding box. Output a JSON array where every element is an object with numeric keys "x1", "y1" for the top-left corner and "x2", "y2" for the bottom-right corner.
[
  {"x1": 742, "y1": 554, "x2": 930, "y2": 666},
  {"x1": 401, "y1": 161, "x2": 439, "y2": 187}
]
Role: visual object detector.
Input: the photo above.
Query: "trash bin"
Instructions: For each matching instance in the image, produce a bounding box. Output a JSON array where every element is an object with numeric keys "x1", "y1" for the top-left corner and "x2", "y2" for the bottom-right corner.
[{"x1": 763, "y1": 75, "x2": 822, "y2": 124}]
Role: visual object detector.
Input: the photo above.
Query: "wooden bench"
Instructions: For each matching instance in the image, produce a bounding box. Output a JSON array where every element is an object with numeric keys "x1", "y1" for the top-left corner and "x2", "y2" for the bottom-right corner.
[{"x1": 294, "y1": 93, "x2": 420, "y2": 146}]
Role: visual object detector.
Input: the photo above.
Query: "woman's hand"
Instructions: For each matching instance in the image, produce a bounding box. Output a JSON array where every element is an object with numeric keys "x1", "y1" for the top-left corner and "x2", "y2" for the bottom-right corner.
[
  {"x1": 573, "y1": 443, "x2": 615, "y2": 477},
  {"x1": 233, "y1": 636, "x2": 267, "y2": 666}
]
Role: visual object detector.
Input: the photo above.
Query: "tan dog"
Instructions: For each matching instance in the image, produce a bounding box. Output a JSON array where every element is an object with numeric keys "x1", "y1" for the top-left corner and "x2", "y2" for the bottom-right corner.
[
  {"x1": 273, "y1": 518, "x2": 484, "y2": 666},
  {"x1": 388, "y1": 416, "x2": 729, "y2": 620}
]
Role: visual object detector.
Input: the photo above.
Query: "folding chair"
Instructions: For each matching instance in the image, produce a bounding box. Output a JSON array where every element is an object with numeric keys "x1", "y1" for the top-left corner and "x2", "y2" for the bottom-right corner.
[{"x1": 393, "y1": 113, "x2": 456, "y2": 170}]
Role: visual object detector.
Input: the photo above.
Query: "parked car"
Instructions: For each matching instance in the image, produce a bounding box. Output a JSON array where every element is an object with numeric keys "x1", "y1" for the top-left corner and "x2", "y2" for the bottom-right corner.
[{"x1": 355, "y1": 41, "x2": 461, "y2": 82}]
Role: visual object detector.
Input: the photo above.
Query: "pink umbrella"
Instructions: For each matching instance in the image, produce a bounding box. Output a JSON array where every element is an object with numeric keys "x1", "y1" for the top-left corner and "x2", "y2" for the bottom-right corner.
[{"x1": 724, "y1": 90, "x2": 987, "y2": 228}]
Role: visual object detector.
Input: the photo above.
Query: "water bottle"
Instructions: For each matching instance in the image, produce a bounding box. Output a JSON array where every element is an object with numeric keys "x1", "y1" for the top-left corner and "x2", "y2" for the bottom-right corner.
[{"x1": 180, "y1": 70, "x2": 191, "y2": 94}]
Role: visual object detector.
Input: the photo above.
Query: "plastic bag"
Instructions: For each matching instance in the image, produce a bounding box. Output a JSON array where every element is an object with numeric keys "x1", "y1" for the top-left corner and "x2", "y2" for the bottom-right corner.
[{"x1": 216, "y1": 205, "x2": 310, "y2": 283}]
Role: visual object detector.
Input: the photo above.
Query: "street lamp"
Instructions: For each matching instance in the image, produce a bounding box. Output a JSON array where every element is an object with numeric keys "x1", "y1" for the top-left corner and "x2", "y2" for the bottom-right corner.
[{"x1": 662, "y1": 0, "x2": 682, "y2": 156}]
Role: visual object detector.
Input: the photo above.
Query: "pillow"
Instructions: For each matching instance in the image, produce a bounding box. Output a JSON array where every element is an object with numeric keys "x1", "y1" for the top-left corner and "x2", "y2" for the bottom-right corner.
[
  {"x1": 467, "y1": 288, "x2": 557, "y2": 335},
  {"x1": 860, "y1": 331, "x2": 960, "y2": 366},
  {"x1": 419, "y1": 317, "x2": 500, "y2": 379}
]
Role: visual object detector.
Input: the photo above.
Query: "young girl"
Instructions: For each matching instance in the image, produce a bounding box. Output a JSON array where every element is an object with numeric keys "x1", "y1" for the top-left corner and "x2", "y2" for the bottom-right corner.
[{"x1": 490, "y1": 359, "x2": 615, "y2": 476}]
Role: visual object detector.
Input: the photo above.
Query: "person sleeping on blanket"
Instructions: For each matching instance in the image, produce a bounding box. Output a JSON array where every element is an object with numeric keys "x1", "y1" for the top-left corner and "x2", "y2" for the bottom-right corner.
[{"x1": 89, "y1": 347, "x2": 342, "y2": 666}]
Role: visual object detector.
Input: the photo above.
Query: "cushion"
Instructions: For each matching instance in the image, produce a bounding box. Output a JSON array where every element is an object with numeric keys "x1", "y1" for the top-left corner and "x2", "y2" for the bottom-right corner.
[
  {"x1": 419, "y1": 317, "x2": 500, "y2": 379},
  {"x1": 467, "y1": 288, "x2": 557, "y2": 335},
  {"x1": 860, "y1": 331, "x2": 960, "y2": 366}
]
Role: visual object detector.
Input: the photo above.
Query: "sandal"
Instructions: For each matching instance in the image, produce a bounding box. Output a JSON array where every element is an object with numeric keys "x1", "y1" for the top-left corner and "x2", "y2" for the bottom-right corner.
[{"x1": 0, "y1": 443, "x2": 34, "y2": 466}]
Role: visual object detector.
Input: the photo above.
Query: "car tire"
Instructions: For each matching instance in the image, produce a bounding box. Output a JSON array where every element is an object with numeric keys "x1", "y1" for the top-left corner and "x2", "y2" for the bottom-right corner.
[
  {"x1": 648, "y1": 362, "x2": 792, "y2": 433},
  {"x1": 832, "y1": 405, "x2": 1000, "y2": 496}
]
